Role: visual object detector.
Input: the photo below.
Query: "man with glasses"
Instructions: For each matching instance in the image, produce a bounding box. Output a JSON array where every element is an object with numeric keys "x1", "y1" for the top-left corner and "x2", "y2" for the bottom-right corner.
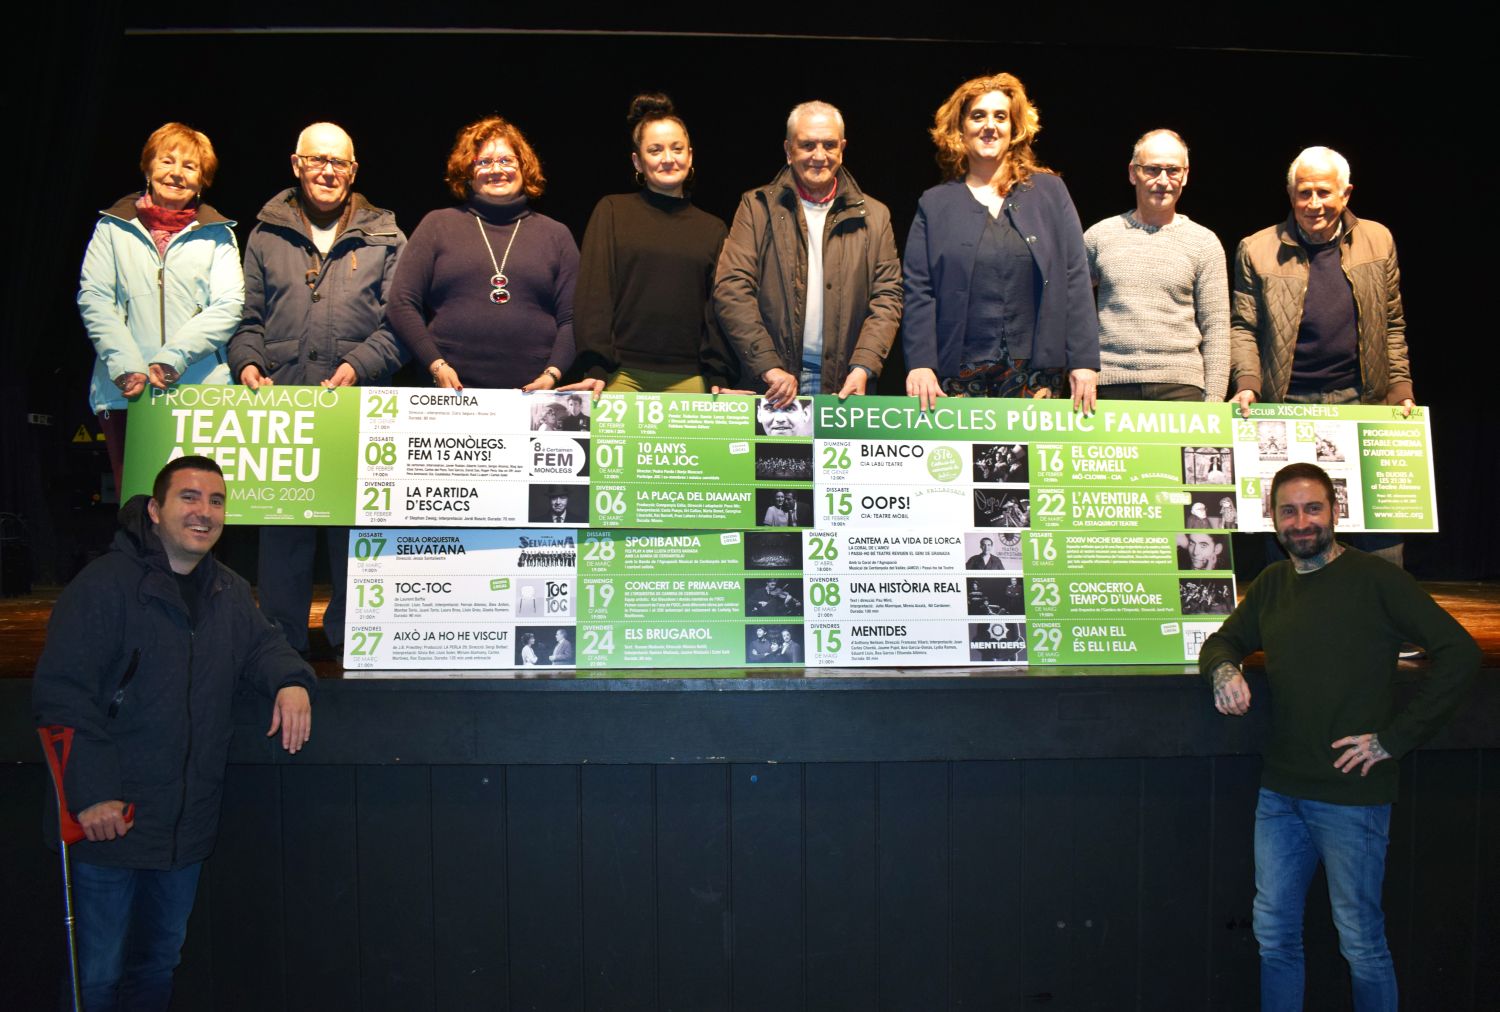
[
  {"x1": 229, "y1": 122, "x2": 407, "y2": 659},
  {"x1": 1084, "y1": 129, "x2": 1229, "y2": 402}
]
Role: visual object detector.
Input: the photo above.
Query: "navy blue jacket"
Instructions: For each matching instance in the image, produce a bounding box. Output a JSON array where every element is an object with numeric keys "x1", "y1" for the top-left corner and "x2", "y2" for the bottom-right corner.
[
  {"x1": 902, "y1": 175, "x2": 1099, "y2": 376},
  {"x1": 33, "y1": 497, "x2": 315, "y2": 868},
  {"x1": 229, "y1": 189, "x2": 406, "y2": 386}
]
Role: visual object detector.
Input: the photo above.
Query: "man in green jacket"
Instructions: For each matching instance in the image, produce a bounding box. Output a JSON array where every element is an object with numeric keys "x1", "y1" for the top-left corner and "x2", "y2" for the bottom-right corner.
[{"x1": 1200, "y1": 462, "x2": 1478, "y2": 1010}]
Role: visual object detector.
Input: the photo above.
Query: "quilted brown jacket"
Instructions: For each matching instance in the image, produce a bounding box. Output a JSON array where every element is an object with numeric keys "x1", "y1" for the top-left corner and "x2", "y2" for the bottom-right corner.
[{"x1": 1229, "y1": 210, "x2": 1412, "y2": 404}]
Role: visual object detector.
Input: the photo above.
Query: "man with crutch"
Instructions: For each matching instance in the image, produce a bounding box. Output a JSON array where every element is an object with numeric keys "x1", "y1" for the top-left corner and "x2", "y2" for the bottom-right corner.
[{"x1": 34, "y1": 455, "x2": 313, "y2": 1009}]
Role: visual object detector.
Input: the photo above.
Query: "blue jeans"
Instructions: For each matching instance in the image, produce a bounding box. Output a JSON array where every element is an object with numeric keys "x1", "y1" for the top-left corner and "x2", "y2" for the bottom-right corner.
[
  {"x1": 1253, "y1": 788, "x2": 1396, "y2": 1011},
  {"x1": 70, "y1": 860, "x2": 201, "y2": 1011}
]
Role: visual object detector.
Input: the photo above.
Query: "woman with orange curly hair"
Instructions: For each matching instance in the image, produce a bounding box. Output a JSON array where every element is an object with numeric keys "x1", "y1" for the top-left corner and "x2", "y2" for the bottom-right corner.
[
  {"x1": 78, "y1": 122, "x2": 243, "y2": 491},
  {"x1": 388, "y1": 116, "x2": 578, "y2": 391},
  {"x1": 902, "y1": 74, "x2": 1098, "y2": 412}
]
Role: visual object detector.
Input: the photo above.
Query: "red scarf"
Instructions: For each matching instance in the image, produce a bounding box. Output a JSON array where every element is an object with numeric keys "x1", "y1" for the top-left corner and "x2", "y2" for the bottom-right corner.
[
  {"x1": 795, "y1": 178, "x2": 837, "y2": 205},
  {"x1": 136, "y1": 192, "x2": 198, "y2": 257}
]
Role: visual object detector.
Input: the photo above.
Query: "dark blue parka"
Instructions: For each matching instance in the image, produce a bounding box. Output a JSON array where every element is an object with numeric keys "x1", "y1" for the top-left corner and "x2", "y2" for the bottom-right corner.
[
  {"x1": 33, "y1": 496, "x2": 314, "y2": 868},
  {"x1": 228, "y1": 189, "x2": 406, "y2": 385}
]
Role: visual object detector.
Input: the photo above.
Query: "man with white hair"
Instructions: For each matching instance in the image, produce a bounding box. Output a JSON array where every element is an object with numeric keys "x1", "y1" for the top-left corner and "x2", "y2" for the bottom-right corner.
[
  {"x1": 229, "y1": 122, "x2": 407, "y2": 657},
  {"x1": 1229, "y1": 146, "x2": 1412, "y2": 564},
  {"x1": 1085, "y1": 129, "x2": 1229, "y2": 401},
  {"x1": 714, "y1": 101, "x2": 901, "y2": 405},
  {"x1": 1229, "y1": 146, "x2": 1413, "y2": 419}
]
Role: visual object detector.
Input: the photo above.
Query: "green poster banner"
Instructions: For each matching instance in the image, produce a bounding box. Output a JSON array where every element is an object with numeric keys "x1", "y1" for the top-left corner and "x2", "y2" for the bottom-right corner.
[
  {"x1": 1232, "y1": 404, "x2": 1437, "y2": 532},
  {"x1": 121, "y1": 384, "x2": 361, "y2": 524},
  {"x1": 125, "y1": 388, "x2": 1438, "y2": 534}
]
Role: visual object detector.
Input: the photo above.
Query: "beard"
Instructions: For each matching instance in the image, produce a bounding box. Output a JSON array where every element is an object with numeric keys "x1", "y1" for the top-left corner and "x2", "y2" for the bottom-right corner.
[{"x1": 1277, "y1": 523, "x2": 1334, "y2": 560}]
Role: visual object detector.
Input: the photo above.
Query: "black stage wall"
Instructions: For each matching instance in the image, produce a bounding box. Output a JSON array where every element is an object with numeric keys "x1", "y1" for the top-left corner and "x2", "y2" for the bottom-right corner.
[
  {"x1": 3, "y1": 13, "x2": 1489, "y2": 583},
  {"x1": 3, "y1": 673, "x2": 1499, "y2": 1010}
]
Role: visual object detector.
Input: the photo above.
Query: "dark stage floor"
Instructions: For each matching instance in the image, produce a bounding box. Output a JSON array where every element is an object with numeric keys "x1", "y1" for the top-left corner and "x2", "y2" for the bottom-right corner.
[{"x1": 4, "y1": 582, "x2": 1498, "y2": 680}]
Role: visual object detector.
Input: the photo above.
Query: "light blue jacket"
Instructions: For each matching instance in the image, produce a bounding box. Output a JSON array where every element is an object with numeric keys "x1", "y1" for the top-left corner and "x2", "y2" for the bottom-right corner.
[{"x1": 77, "y1": 193, "x2": 243, "y2": 413}]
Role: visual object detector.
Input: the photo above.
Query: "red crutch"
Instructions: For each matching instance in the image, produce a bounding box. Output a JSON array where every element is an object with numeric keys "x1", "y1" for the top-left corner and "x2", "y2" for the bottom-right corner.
[{"x1": 37, "y1": 725, "x2": 134, "y2": 1012}]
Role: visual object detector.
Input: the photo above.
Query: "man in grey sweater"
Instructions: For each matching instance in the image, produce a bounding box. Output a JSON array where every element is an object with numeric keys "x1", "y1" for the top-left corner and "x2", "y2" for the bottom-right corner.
[{"x1": 1084, "y1": 129, "x2": 1229, "y2": 402}]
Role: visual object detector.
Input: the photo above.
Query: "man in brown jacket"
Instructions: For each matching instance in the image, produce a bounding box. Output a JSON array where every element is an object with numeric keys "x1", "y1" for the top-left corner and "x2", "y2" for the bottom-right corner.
[
  {"x1": 1229, "y1": 146, "x2": 1414, "y2": 420},
  {"x1": 713, "y1": 101, "x2": 901, "y2": 406},
  {"x1": 1231, "y1": 146, "x2": 1413, "y2": 565}
]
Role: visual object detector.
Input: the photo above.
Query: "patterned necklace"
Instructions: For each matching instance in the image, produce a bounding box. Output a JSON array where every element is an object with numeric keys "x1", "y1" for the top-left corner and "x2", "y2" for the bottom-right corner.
[{"x1": 473, "y1": 212, "x2": 522, "y2": 304}]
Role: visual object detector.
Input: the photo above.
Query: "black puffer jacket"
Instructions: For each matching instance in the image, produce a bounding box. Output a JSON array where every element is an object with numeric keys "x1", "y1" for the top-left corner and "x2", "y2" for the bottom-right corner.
[{"x1": 33, "y1": 496, "x2": 314, "y2": 868}]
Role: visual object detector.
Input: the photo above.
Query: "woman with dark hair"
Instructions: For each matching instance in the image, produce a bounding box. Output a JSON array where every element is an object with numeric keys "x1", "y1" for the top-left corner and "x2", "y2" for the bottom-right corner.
[
  {"x1": 388, "y1": 116, "x2": 578, "y2": 391},
  {"x1": 903, "y1": 73, "x2": 1098, "y2": 412},
  {"x1": 78, "y1": 122, "x2": 243, "y2": 490},
  {"x1": 568, "y1": 93, "x2": 736, "y2": 394}
]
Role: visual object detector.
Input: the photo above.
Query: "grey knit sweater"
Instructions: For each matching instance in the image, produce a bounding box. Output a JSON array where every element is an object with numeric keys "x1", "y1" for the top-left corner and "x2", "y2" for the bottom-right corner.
[{"x1": 1084, "y1": 211, "x2": 1229, "y2": 399}]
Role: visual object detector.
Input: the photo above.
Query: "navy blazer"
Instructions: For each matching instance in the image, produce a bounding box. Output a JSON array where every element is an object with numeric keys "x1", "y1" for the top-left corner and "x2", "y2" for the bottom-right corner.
[{"x1": 902, "y1": 175, "x2": 1099, "y2": 377}]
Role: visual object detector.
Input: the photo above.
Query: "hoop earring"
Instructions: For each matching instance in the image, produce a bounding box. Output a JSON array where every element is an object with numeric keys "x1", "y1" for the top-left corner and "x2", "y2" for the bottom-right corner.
[
  {"x1": 634, "y1": 171, "x2": 646, "y2": 188},
  {"x1": 684, "y1": 166, "x2": 696, "y2": 190}
]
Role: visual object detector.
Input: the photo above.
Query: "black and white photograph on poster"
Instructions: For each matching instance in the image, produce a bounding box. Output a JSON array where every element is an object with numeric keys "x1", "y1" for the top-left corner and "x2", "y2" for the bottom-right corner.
[
  {"x1": 755, "y1": 442, "x2": 813, "y2": 481},
  {"x1": 757, "y1": 488, "x2": 809, "y2": 528},
  {"x1": 963, "y1": 532, "x2": 1021, "y2": 570},
  {"x1": 1176, "y1": 532, "x2": 1231, "y2": 571},
  {"x1": 964, "y1": 533, "x2": 1007, "y2": 570},
  {"x1": 514, "y1": 577, "x2": 574, "y2": 618},
  {"x1": 1257, "y1": 420, "x2": 1288, "y2": 459},
  {"x1": 1315, "y1": 423, "x2": 1346, "y2": 462},
  {"x1": 745, "y1": 577, "x2": 804, "y2": 617},
  {"x1": 1182, "y1": 446, "x2": 1233, "y2": 484},
  {"x1": 516, "y1": 625, "x2": 577, "y2": 666},
  {"x1": 530, "y1": 392, "x2": 591, "y2": 432},
  {"x1": 967, "y1": 576, "x2": 1024, "y2": 616},
  {"x1": 1185, "y1": 492, "x2": 1236, "y2": 529},
  {"x1": 744, "y1": 531, "x2": 803, "y2": 571},
  {"x1": 968, "y1": 621, "x2": 1027, "y2": 662},
  {"x1": 528, "y1": 484, "x2": 589, "y2": 524},
  {"x1": 754, "y1": 396, "x2": 814, "y2": 437},
  {"x1": 1213, "y1": 495, "x2": 1238, "y2": 530},
  {"x1": 529, "y1": 437, "x2": 591, "y2": 478},
  {"x1": 746, "y1": 624, "x2": 805, "y2": 663},
  {"x1": 1333, "y1": 478, "x2": 1349, "y2": 519},
  {"x1": 974, "y1": 488, "x2": 1030, "y2": 528},
  {"x1": 972, "y1": 443, "x2": 1028, "y2": 483},
  {"x1": 1170, "y1": 530, "x2": 1230, "y2": 569},
  {"x1": 1180, "y1": 578, "x2": 1234, "y2": 615}
]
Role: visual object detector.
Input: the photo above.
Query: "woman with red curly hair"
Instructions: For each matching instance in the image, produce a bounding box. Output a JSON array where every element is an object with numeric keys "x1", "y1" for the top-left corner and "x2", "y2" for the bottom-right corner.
[
  {"x1": 388, "y1": 115, "x2": 578, "y2": 391},
  {"x1": 902, "y1": 73, "x2": 1099, "y2": 413}
]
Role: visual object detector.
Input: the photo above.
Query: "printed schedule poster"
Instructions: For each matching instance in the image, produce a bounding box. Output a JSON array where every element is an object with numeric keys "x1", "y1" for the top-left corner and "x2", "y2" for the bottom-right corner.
[
  {"x1": 585, "y1": 392, "x2": 814, "y2": 530},
  {"x1": 811, "y1": 396, "x2": 1238, "y2": 534},
  {"x1": 354, "y1": 387, "x2": 592, "y2": 527},
  {"x1": 345, "y1": 525, "x2": 1228, "y2": 671},
  {"x1": 343, "y1": 528, "x2": 581, "y2": 670},
  {"x1": 798, "y1": 528, "x2": 1232, "y2": 666},
  {"x1": 1231, "y1": 404, "x2": 1438, "y2": 533},
  {"x1": 120, "y1": 384, "x2": 362, "y2": 524}
]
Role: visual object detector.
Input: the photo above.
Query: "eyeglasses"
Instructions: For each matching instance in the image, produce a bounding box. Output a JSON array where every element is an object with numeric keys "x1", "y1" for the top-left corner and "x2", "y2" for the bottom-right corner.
[
  {"x1": 474, "y1": 155, "x2": 519, "y2": 171},
  {"x1": 1133, "y1": 163, "x2": 1185, "y2": 180},
  {"x1": 295, "y1": 154, "x2": 355, "y2": 173}
]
